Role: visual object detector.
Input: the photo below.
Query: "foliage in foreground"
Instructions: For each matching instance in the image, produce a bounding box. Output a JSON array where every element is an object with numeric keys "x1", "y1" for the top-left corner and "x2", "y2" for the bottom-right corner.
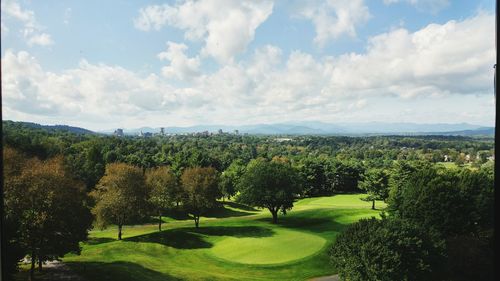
[
  {"x1": 3, "y1": 147, "x2": 93, "y2": 279},
  {"x1": 330, "y1": 217, "x2": 446, "y2": 281}
]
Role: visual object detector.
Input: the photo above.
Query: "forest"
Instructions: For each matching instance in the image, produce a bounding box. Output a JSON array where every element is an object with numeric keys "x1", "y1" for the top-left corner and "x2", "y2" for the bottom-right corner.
[{"x1": 2, "y1": 120, "x2": 495, "y2": 281}]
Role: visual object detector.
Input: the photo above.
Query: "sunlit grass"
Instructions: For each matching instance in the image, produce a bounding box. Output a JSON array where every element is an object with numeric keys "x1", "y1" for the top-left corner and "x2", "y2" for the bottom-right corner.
[{"x1": 61, "y1": 194, "x2": 382, "y2": 281}]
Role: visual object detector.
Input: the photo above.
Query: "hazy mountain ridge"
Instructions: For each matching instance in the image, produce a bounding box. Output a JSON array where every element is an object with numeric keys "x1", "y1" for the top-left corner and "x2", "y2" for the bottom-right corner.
[
  {"x1": 2, "y1": 121, "x2": 96, "y2": 135},
  {"x1": 98, "y1": 122, "x2": 492, "y2": 136}
]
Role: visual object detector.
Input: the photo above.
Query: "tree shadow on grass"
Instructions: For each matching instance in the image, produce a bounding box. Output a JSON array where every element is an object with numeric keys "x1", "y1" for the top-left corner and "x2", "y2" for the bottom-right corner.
[
  {"x1": 125, "y1": 229, "x2": 212, "y2": 249},
  {"x1": 66, "y1": 261, "x2": 181, "y2": 281},
  {"x1": 255, "y1": 209, "x2": 356, "y2": 234},
  {"x1": 223, "y1": 201, "x2": 259, "y2": 212},
  {"x1": 189, "y1": 225, "x2": 273, "y2": 238},
  {"x1": 203, "y1": 205, "x2": 255, "y2": 218},
  {"x1": 125, "y1": 225, "x2": 273, "y2": 249},
  {"x1": 84, "y1": 237, "x2": 115, "y2": 245}
]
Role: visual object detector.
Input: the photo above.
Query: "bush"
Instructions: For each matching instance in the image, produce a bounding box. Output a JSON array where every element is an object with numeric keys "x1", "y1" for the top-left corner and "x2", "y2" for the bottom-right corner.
[{"x1": 330, "y1": 217, "x2": 446, "y2": 281}]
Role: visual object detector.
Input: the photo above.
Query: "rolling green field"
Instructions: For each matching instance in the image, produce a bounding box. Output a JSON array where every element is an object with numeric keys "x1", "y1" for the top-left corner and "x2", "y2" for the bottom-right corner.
[{"x1": 61, "y1": 194, "x2": 384, "y2": 281}]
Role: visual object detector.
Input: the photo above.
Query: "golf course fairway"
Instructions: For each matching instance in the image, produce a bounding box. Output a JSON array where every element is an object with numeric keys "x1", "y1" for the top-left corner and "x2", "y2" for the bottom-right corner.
[
  {"x1": 211, "y1": 228, "x2": 326, "y2": 264},
  {"x1": 59, "y1": 194, "x2": 384, "y2": 281}
]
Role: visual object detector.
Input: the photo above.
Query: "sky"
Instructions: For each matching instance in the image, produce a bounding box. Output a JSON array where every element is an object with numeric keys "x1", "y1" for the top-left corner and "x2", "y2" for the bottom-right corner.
[{"x1": 1, "y1": 0, "x2": 496, "y2": 131}]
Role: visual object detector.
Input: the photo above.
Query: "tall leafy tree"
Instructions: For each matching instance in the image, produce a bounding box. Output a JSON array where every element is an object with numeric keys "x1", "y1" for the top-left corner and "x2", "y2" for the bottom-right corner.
[
  {"x1": 91, "y1": 163, "x2": 149, "y2": 240},
  {"x1": 238, "y1": 159, "x2": 302, "y2": 223},
  {"x1": 359, "y1": 168, "x2": 390, "y2": 209},
  {"x1": 330, "y1": 160, "x2": 363, "y2": 193},
  {"x1": 218, "y1": 159, "x2": 246, "y2": 201},
  {"x1": 4, "y1": 150, "x2": 93, "y2": 279},
  {"x1": 145, "y1": 166, "x2": 179, "y2": 231},
  {"x1": 181, "y1": 167, "x2": 220, "y2": 228}
]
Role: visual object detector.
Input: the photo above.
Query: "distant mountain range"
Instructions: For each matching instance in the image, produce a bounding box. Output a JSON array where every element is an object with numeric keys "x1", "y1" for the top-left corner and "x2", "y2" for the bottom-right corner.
[{"x1": 98, "y1": 121, "x2": 494, "y2": 136}]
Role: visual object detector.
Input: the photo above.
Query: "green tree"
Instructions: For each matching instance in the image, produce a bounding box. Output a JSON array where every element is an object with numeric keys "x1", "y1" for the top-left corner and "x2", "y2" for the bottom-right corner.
[
  {"x1": 359, "y1": 168, "x2": 390, "y2": 209},
  {"x1": 91, "y1": 163, "x2": 149, "y2": 240},
  {"x1": 238, "y1": 159, "x2": 302, "y2": 223},
  {"x1": 145, "y1": 166, "x2": 179, "y2": 231},
  {"x1": 4, "y1": 152, "x2": 93, "y2": 279},
  {"x1": 181, "y1": 167, "x2": 220, "y2": 228},
  {"x1": 2, "y1": 147, "x2": 31, "y2": 278},
  {"x1": 330, "y1": 161, "x2": 363, "y2": 193},
  {"x1": 218, "y1": 159, "x2": 245, "y2": 201},
  {"x1": 330, "y1": 217, "x2": 445, "y2": 281}
]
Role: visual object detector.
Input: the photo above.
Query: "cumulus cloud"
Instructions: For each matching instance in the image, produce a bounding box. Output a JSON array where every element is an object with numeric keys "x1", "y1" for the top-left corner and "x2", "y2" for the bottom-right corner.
[
  {"x1": 158, "y1": 42, "x2": 201, "y2": 81},
  {"x1": 2, "y1": 13, "x2": 495, "y2": 128},
  {"x1": 1, "y1": 0, "x2": 54, "y2": 46},
  {"x1": 328, "y1": 12, "x2": 495, "y2": 98},
  {"x1": 298, "y1": 0, "x2": 371, "y2": 47},
  {"x1": 134, "y1": 0, "x2": 274, "y2": 63}
]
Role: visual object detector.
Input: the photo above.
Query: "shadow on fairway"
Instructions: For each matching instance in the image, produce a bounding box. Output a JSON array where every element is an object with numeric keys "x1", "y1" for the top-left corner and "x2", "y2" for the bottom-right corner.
[
  {"x1": 203, "y1": 205, "x2": 255, "y2": 218},
  {"x1": 66, "y1": 261, "x2": 181, "y2": 281},
  {"x1": 223, "y1": 201, "x2": 259, "y2": 212},
  {"x1": 125, "y1": 230, "x2": 212, "y2": 249},
  {"x1": 84, "y1": 237, "x2": 115, "y2": 245},
  {"x1": 256, "y1": 210, "x2": 354, "y2": 234},
  {"x1": 125, "y1": 226, "x2": 274, "y2": 249},
  {"x1": 189, "y1": 225, "x2": 273, "y2": 238}
]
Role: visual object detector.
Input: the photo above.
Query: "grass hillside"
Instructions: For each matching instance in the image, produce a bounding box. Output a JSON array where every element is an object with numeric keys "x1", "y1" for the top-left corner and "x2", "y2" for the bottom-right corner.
[{"x1": 59, "y1": 194, "x2": 384, "y2": 281}]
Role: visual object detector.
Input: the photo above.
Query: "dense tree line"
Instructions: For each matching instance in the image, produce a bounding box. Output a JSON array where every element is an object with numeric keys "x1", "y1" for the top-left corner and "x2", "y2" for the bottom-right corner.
[
  {"x1": 330, "y1": 161, "x2": 495, "y2": 281},
  {"x1": 2, "y1": 121, "x2": 495, "y2": 279}
]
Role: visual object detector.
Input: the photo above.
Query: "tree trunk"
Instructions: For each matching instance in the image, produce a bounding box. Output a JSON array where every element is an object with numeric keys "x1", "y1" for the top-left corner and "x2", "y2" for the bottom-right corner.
[
  {"x1": 118, "y1": 224, "x2": 123, "y2": 240},
  {"x1": 269, "y1": 208, "x2": 278, "y2": 224},
  {"x1": 30, "y1": 252, "x2": 35, "y2": 281},
  {"x1": 194, "y1": 216, "x2": 200, "y2": 228},
  {"x1": 158, "y1": 212, "x2": 162, "y2": 232},
  {"x1": 38, "y1": 257, "x2": 43, "y2": 271},
  {"x1": 372, "y1": 199, "x2": 375, "y2": 210}
]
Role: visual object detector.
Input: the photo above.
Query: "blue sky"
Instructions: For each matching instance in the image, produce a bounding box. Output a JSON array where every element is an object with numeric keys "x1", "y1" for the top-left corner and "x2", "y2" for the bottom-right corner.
[{"x1": 1, "y1": 0, "x2": 496, "y2": 130}]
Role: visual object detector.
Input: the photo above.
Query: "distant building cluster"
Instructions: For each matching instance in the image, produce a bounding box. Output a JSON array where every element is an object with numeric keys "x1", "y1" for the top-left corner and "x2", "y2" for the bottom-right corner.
[{"x1": 113, "y1": 127, "x2": 243, "y2": 138}]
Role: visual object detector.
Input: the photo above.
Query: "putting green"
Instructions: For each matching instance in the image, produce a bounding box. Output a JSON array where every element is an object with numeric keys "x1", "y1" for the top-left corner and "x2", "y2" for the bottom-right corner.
[{"x1": 210, "y1": 228, "x2": 326, "y2": 264}]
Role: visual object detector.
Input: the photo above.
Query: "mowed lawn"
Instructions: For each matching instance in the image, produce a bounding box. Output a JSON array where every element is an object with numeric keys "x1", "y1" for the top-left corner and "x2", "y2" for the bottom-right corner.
[{"x1": 62, "y1": 194, "x2": 384, "y2": 281}]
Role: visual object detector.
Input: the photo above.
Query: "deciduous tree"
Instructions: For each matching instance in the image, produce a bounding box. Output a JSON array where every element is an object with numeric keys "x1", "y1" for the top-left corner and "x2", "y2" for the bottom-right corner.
[
  {"x1": 4, "y1": 150, "x2": 92, "y2": 279},
  {"x1": 145, "y1": 166, "x2": 179, "y2": 231},
  {"x1": 238, "y1": 159, "x2": 302, "y2": 223},
  {"x1": 181, "y1": 167, "x2": 220, "y2": 228},
  {"x1": 359, "y1": 168, "x2": 390, "y2": 209},
  {"x1": 91, "y1": 163, "x2": 149, "y2": 240}
]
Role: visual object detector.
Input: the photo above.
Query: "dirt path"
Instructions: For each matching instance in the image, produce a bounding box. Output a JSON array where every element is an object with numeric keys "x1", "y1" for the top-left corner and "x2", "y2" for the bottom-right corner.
[{"x1": 308, "y1": 274, "x2": 339, "y2": 281}]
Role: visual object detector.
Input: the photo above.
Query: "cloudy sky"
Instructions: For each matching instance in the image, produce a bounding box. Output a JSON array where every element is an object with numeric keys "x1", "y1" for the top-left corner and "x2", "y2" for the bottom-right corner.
[{"x1": 1, "y1": 0, "x2": 496, "y2": 130}]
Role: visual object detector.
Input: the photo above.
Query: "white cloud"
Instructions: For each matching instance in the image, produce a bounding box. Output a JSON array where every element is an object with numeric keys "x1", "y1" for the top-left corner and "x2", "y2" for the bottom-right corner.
[
  {"x1": 158, "y1": 41, "x2": 201, "y2": 81},
  {"x1": 298, "y1": 0, "x2": 371, "y2": 47},
  {"x1": 27, "y1": 33, "x2": 53, "y2": 46},
  {"x1": 328, "y1": 12, "x2": 495, "y2": 98},
  {"x1": 1, "y1": 0, "x2": 54, "y2": 46},
  {"x1": 134, "y1": 0, "x2": 274, "y2": 63},
  {"x1": 384, "y1": 0, "x2": 450, "y2": 14},
  {"x1": 2, "y1": 13, "x2": 495, "y2": 128}
]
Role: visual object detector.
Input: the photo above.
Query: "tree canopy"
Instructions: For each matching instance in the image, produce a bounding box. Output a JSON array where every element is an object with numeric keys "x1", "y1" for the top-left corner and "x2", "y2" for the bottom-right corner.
[
  {"x1": 91, "y1": 163, "x2": 149, "y2": 239},
  {"x1": 180, "y1": 166, "x2": 220, "y2": 228},
  {"x1": 238, "y1": 159, "x2": 302, "y2": 223}
]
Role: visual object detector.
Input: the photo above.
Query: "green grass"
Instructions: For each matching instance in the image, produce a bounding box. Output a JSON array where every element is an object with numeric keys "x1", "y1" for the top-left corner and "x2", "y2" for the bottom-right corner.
[
  {"x1": 60, "y1": 194, "x2": 383, "y2": 281},
  {"x1": 211, "y1": 228, "x2": 326, "y2": 264}
]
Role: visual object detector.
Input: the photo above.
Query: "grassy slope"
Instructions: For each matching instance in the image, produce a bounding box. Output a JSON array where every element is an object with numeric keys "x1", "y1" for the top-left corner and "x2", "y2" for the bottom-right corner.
[{"x1": 63, "y1": 194, "x2": 384, "y2": 281}]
